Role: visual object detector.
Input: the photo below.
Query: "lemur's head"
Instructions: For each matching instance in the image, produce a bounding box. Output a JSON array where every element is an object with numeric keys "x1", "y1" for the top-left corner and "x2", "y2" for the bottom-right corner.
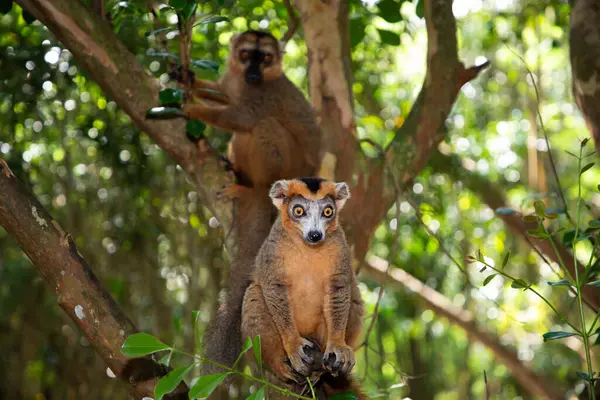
[
  {"x1": 228, "y1": 30, "x2": 284, "y2": 85},
  {"x1": 269, "y1": 178, "x2": 350, "y2": 246}
]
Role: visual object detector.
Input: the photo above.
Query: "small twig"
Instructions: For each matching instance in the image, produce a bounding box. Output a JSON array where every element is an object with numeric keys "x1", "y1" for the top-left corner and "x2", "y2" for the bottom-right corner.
[
  {"x1": 505, "y1": 45, "x2": 572, "y2": 225},
  {"x1": 359, "y1": 185, "x2": 401, "y2": 350},
  {"x1": 484, "y1": 370, "x2": 490, "y2": 400},
  {"x1": 281, "y1": 0, "x2": 300, "y2": 45}
]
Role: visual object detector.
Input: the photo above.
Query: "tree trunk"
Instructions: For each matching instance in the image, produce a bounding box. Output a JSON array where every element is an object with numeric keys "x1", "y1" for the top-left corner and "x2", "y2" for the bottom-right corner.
[{"x1": 570, "y1": 0, "x2": 600, "y2": 154}]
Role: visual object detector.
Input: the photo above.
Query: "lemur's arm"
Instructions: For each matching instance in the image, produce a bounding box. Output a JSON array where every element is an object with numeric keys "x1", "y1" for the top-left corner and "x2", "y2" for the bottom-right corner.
[
  {"x1": 189, "y1": 79, "x2": 229, "y2": 104},
  {"x1": 182, "y1": 101, "x2": 257, "y2": 133},
  {"x1": 324, "y1": 271, "x2": 352, "y2": 345},
  {"x1": 323, "y1": 253, "x2": 355, "y2": 377},
  {"x1": 261, "y1": 271, "x2": 302, "y2": 354}
]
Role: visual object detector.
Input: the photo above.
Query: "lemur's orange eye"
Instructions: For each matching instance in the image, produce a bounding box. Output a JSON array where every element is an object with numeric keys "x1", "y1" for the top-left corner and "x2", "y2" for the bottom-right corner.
[
  {"x1": 323, "y1": 206, "x2": 334, "y2": 218},
  {"x1": 264, "y1": 54, "x2": 273, "y2": 64},
  {"x1": 293, "y1": 205, "x2": 305, "y2": 217},
  {"x1": 240, "y1": 51, "x2": 249, "y2": 61}
]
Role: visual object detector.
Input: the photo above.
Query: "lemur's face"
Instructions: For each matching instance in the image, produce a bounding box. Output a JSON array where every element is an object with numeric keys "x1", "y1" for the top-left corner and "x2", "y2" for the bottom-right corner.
[
  {"x1": 228, "y1": 30, "x2": 283, "y2": 85},
  {"x1": 269, "y1": 178, "x2": 350, "y2": 246}
]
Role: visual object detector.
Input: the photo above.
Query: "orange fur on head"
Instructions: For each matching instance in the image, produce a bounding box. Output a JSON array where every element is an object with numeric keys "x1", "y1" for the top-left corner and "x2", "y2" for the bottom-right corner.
[{"x1": 269, "y1": 178, "x2": 350, "y2": 236}]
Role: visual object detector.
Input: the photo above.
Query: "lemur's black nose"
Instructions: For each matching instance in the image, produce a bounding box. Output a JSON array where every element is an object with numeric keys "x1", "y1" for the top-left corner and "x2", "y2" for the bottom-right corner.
[{"x1": 307, "y1": 231, "x2": 323, "y2": 243}]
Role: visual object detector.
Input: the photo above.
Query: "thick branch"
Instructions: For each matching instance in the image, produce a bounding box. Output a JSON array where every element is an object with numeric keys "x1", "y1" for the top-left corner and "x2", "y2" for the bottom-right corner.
[
  {"x1": 570, "y1": 0, "x2": 600, "y2": 153},
  {"x1": 296, "y1": 0, "x2": 488, "y2": 261},
  {"x1": 430, "y1": 151, "x2": 600, "y2": 312},
  {"x1": 15, "y1": 0, "x2": 232, "y2": 228},
  {"x1": 385, "y1": 0, "x2": 488, "y2": 187},
  {"x1": 0, "y1": 159, "x2": 188, "y2": 399},
  {"x1": 362, "y1": 255, "x2": 562, "y2": 400}
]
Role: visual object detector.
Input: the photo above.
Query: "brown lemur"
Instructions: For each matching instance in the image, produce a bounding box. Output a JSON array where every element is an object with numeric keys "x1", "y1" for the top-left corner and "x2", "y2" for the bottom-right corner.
[
  {"x1": 241, "y1": 178, "x2": 366, "y2": 399},
  {"x1": 171, "y1": 31, "x2": 322, "y2": 376}
]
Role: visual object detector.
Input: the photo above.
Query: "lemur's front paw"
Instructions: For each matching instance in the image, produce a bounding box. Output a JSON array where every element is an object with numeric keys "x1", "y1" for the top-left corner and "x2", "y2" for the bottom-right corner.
[
  {"x1": 323, "y1": 342, "x2": 355, "y2": 377},
  {"x1": 286, "y1": 337, "x2": 320, "y2": 379},
  {"x1": 168, "y1": 65, "x2": 196, "y2": 85}
]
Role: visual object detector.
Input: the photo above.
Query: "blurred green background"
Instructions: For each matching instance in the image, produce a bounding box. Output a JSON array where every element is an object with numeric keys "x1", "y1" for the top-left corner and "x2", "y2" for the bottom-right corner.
[{"x1": 1, "y1": 0, "x2": 599, "y2": 398}]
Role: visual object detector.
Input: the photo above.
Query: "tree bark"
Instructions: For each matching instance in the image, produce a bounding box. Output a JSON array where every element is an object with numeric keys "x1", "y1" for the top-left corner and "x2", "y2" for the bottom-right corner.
[
  {"x1": 0, "y1": 159, "x2": 188, "y2": 399},
  {"x1": 361, "y1": 254, "x2": 563, "y2": 400},
  {"x1": 570, "y1": 0, "x2": 600, "y2": 154}
]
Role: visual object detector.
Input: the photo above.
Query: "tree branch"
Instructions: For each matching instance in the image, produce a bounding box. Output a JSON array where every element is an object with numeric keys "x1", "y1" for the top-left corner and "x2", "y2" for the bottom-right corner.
[
  {"x1": 361, "y1": 254, "x2": 563, "y2": 400},
  {"x1": 0, "y1": 159, "x2": 188, "y2": 399},
  {"x1": 430, "y1": 150, "x2": 600, "y2": 312},
  {"x1": 15, "y1": 0, "x2": 233, "y2": 230}
]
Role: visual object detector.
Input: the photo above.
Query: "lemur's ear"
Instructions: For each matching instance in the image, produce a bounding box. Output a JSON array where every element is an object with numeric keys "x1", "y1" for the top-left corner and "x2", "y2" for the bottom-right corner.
[
  {"x1": 269, "y1": 180, "x2": 289, "y2": 209},
  {"x1": 229, "y1": 33, "x2": 241, "y2": 50},
  {"x1": 334, "y1": 182, "x2": 350, "y2": 210}
]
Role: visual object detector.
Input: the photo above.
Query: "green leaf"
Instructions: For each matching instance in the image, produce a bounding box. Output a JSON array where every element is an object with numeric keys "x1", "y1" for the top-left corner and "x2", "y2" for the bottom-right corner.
[
  {"x1": 171, "y1": 0, "x2": 188, "y2": 10},
  {"x1": 589, "y1": 220, "x2": 600, "y2": 229},
  {"x1": 198, "y1": 16, "x2": 229, "y2": 24},
  {"x1": 253, "y1": 335, "x2": 263, "y2": 372},
  {"x1": 121, "y1": 333, "x2": 171, "y2": 357},
  {"x1": 522, "y1": 214, "x2": 538, "y2": 223},
  {"x1": 527, "y1": 229, "x2": 549, "y2": 239},
  {"x1": 510, "y1": 279, "x2": 528, "y2": 289},
  {"x1": 563, "y1": 229, "x2": 576, "y2": 247},
  {"x1": 575, "y1": 234, "x2": 593, "y2": 243},
  {"x1": 189, "y1": 372, "x2": 231, "y2": 399},
  {"x1": 377, "y1": 0, "x2": 402, "y2": 23},
  {"x1": 565, "y1": 150, "x2": 579, "y2": 158},
  {"x1": 533, "y1": 200, "x2": 546, "y2": 217},
  {"x1": 329, "y1": 393, "x2": 359, "y2": 400},
  {"x1": 0, "y1": 1, "x2": 12, "y2": 15},
  {"x1": 146, "y1": 27, "x2": 177, "y2": 38},
  {"x1": 234, "y1": 336, "x2": 254, "y2": 368},
  {"x1": 158, "y1": 350, "x2": 173, "y2": 366},
  {"x1": 22, "y1": 9, "x2": 36, "y2": 24},
  {"x1": 547, "y1": 280, "x2": 572, "y2": 287},
  {"x1": 542, "y1": 331, "x2": 578, "y2": 342},
  {"x1": 186, "y1": 120, "x2": 206, "y2": 138},
  {"x1": 191, "y1": 59, "x2": 220, "y2": 73},
  {"x1": 580, "y1": 162, "x2": 595, "y2": 175},
  {"x1": 501, "y1": 252, "x2": 510, "y2": 269},
  {"x1": 182, "y1": 2, "x2": 197, "y2": 21},
  {"x1": 159, "y1": 88, "x2": 184, "y2": 105},
  {"x1": 246, "y1": 386, "x2": 266, "y2": 400},
  {"x1": 586, "y1": 281, "x2": 600, "y2": 287},
  {"x1": 155, "y1": 365, "x2": 193, "y2": 400},
  {"x1": 483, "y1": 274, "x2": 497, "y2": 287},
  {"x1": 415, "y1": 0, "x2": 424, "y2": 18},
  {"x1": 577, "y1": 371, "x2": 591, "y2": 380},
  {"x1": 377, "y1": 29, "x2": 401, "y2": 46},
  {"x1": 349, "y1": 17, "x2": 366, "y2": 48},
  {"x1": 496, "y1": 207, "x2": 517, "y2": 215},
  {"x1": 146, "y1": 107, "x2": 185, "y2": 119}
]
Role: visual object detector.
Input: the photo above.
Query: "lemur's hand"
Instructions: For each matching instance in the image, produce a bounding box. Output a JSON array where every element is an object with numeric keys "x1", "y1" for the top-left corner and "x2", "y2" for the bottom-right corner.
[
  {"x1": 286, "y1": 337, "x2": 319, "y2": 379},
  {"x1": 168, "y1": 65, "x2": 196, "y2": 85},
  {"x1": 323, "y1": 342, "x2": 355, "y2": 377}
]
